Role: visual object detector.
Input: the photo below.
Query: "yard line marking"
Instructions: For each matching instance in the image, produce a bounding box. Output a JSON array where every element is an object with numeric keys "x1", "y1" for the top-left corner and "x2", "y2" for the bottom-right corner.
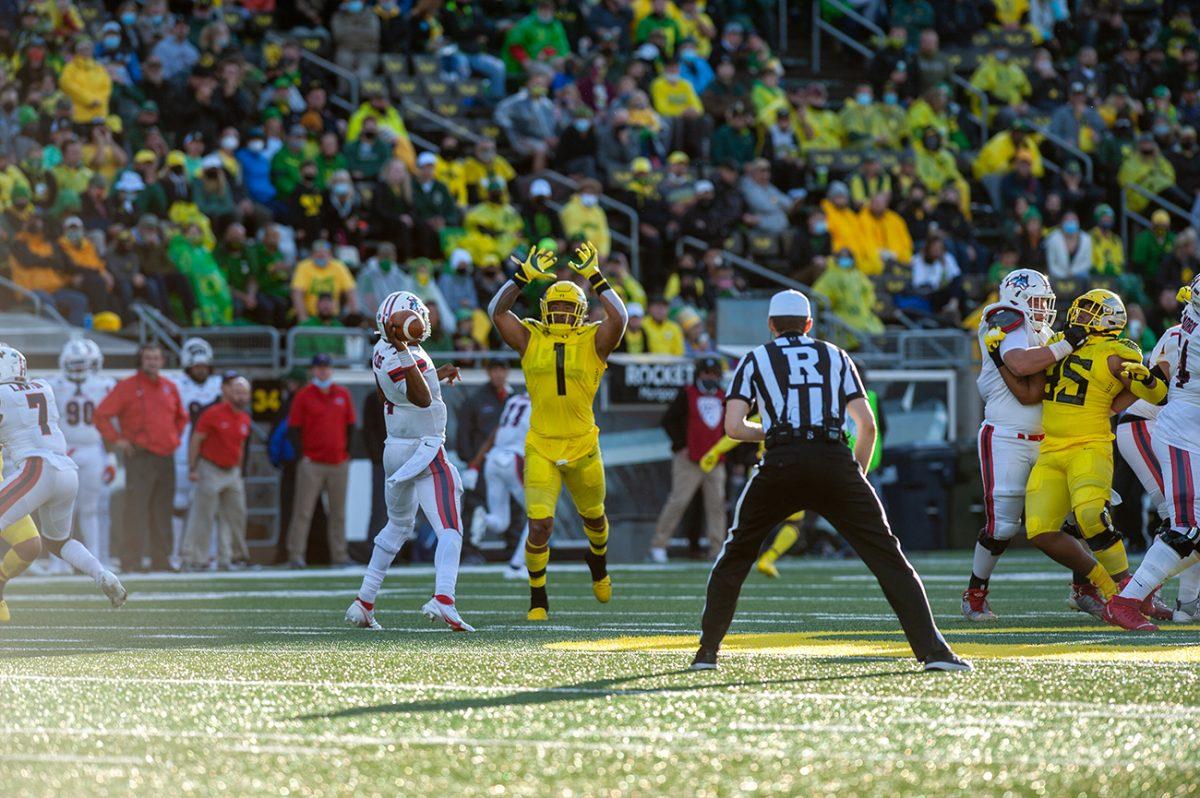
[{"x1": 0, "y1": 752, "x2": 146, "y2": 766}]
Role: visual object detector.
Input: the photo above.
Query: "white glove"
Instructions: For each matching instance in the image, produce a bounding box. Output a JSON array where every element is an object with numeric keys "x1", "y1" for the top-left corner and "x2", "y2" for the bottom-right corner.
[
  {"x1": 460, "y1": 467, "x2": 479, "y2": 491},
  {"x1": 385, "y1": 436, "x2": 443, "y2": 488}
]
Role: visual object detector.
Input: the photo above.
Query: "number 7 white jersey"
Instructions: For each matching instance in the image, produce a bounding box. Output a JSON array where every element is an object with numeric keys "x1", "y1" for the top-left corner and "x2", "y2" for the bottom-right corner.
[
  {"x1": 0, "y1": 379, "x2": 77, "y2": 473},
  {"x1": 46, "y1": 374, "x2": 116, "y2": 448}
]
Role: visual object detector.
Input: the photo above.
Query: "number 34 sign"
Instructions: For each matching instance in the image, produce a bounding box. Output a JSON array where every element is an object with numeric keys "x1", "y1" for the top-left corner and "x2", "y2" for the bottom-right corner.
[{"x1": 250, "y1": 379, "x2": 283, "y2": 422}]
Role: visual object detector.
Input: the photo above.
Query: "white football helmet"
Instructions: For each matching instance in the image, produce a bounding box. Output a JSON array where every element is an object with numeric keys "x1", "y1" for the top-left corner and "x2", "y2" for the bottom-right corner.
[
  {"x1": 180, "y1": 337, "x2": 214, "y2": 369},
  {"x1": 0, "y1": 344, "x2": 27, "y2": 384},
  {"x1": 84, "y1": 338, "x2": 103, "y2": 372},
  {"x1": 375, "y1": 291, "x2": 431, "y2": 342},
  {"x1": 59, "y1": 339, "x2": 92, "y2": 381},
  {"x1": 998, "y1": 269, "x2": 1056, "y2": 331}
]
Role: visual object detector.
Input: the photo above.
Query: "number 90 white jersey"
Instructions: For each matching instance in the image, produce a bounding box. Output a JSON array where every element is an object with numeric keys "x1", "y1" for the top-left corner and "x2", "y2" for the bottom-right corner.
[
  {"x1": 0, "y1": 379, "x2": 77, "y2": 473},
  {"x1": 46, "y1": 374, "x2": 116, "y2": 448}
]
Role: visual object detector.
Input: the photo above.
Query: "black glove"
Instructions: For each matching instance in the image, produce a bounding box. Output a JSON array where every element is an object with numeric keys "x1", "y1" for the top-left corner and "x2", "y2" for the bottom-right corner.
[{"x1": 1065, "y1": 325, "x2": 1088, "y2": 350}]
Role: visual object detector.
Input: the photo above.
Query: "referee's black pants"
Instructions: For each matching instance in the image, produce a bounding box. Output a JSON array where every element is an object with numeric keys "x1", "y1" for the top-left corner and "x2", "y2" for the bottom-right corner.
[{"x1": 699, "y1": 441, "x2": 953, "y2": 663}]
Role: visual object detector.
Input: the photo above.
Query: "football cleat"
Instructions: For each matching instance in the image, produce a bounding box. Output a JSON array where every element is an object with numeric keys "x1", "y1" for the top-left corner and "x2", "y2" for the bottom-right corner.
[
  {"x1": 592, "y1": 575, "x2": 612, "y2": 603},
  {"x1": 1103, "y1": 595, "x2": 1158, "y2": 631},
  {"x1": 1173, "y1": 598, "x2": 1200, "y2": 623},
  {"x1": 1068, "y1": 583, "x2": 1105, "y2": 619},
  {"x1": 924, "y1": 653, "x2": 973, "y2": 672},
  {"x1": 1142, "y1": 588, "x2": 1174, "y2": 622},
  {"x1": 503, "y1": 564, "x2": 528, "y2": 580},
  {"x1": 0, "y1": 599, "x2": 9, "y2": 623},
  {"x1": 756, "y1": 557, "x2": 780, "y2": 579},
  {"x1": 345, "y1": 598, "x2": 382, "y2": 630},
  {"x1": 98, "y1": 571, "x2": 127, "y2": 609},
  {"x1": 690, "y1": 646, "x2": 718, "y2": 671},
  {"x1": 527, "y1": 607, "x2": 548, "y2": 622},
  {"x1": 421, "y1": 595, "x2": 474, "y2": 632},
  {"x1": 961, "y1": 588, "x2": 996, "y2": 621},
  {"x1": 647, "y1": 547, "x2": 668, "y2": 564}
]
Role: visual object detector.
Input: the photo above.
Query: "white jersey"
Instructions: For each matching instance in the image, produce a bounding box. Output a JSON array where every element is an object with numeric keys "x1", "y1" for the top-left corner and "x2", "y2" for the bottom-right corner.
[
  {"x1": 1157, "y1": 307, "x2": 1200, "y2": 450},
  {"x1": 174, "y1": 372, "x2": 224, "y2": 425},
  {"x1": 1125, "y1": 324, "x2": 1182, "y2": 422},
  {"x1": 976, "y1": 302, "x2": 1049, "y2": 435},
  {"x1": 372, "y1": 340, "x2": 446, "y2": 441},
  {"x1": 0, "y1": 379, "x2": 78, "y2": 473},
  {"x1": 492, "y1": 393, "x2": 531, "y2": 456},
  {"x1": 47, "y1": 374, "x2": 116, "y2": 448}
]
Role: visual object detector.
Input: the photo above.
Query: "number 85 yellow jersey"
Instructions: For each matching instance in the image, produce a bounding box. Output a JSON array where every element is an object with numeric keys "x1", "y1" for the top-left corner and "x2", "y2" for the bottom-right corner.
[
  {"x1": 520, "y1": 319, "x2": 607, "y2": 463},
  {"x1": 1040, "y1": 336, "x2": 1141, "y2": 452}
]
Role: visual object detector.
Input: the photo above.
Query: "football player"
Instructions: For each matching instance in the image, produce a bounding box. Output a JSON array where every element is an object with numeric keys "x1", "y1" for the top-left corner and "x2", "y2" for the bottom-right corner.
[
  {"x1": 0, "y1": 344, "x2": 126, "y2": 622},
  {"x1": 1021, "y1": 290, "x2": 1166, "y2": 612},
  {"x1": 963, "y1": 269, "x2": 1074, "y2": 620},
  {"x1": 488, "y1": 241, "x2": 627, "y2": 620},
  {"x1": 48, "y1": 339, "x2": 116, "y2": 567},
  {"x1": 463, "y1": 391, "x2": 533, "y2": 580},
  {"x1": 345, "y1": 291, "x2": 473, "y2": 632},
  {"x1": 171, "y1": 338, "x2": 223, "y2": 569},
  {"x1": 1107, "y1": 276, "x2": 1200, "y2": 630}
]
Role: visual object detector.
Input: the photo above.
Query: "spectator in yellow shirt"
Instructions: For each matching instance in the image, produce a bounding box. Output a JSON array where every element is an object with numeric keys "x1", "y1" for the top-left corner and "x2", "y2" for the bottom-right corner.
[
  {"x1": 1090, "y1": 204, "x2": 1125, "y2": 274},
  {"x1": 651, "y1": 59, "x2": 708, "y2": 158},
  {"x1": 461, "y1": 138, "x2": 517, "y2": 205},
  {"x1": 290, "y1": 240, "x2": 359, "y2": 322},
  {"x1": 820, "y1": 181, "x2": 863, "y2": 256},
  {"x1": 796, "y1": 83, "x2": 844, "y2": 151},
  {"x1": 972, "y1": 121, "x2": 1044, "y2": 179},
  {"x1": 644, "y1": 296, "x2": 685, "y2": 356},
  {"x1": 968, "y1": 50, "x2": 1031, "y2": 114},
  {"x1": 906, "y1": 85, "x2": 959, "y2": 149},
  {"x1": 856, "y1": 191, "x2": 913, "y2": 275},
  {"x1": 559, "y1": 178, "x2": 612, "y2": 258},
  {"x1": 59, "y1": 38, "x2": 113, "y2": 124}
]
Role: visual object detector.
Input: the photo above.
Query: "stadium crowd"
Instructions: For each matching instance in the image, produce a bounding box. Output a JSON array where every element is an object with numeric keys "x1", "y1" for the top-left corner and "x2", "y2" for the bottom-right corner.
[{"x1": 0, "y1": 0, "x2": 1197, "y2": 355}]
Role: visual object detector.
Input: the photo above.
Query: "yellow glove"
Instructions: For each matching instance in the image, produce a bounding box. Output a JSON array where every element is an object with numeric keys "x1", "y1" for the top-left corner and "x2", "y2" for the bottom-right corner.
[
  {"x1": 509, "y1": 245, "x2": 557, "y2": 287},
  {"x1": 1122, "y1": 362, "x2": 1152, "y2": 383},
  {"x1": 699, "y1": 449, "x2": 720, "y2": 473},
  {"x1": 568, "y1": 240, "x2": 601, "y2": 280},
  {"x1": 1123, "y1": 362, "x2": 1168, "y2": 404},
  {"x1": 983, "y1": 326, "x2": 1006, "y2": 353},
  {"x1": 1178, "y1": 285, "x2": 1193, "y2": 305}
]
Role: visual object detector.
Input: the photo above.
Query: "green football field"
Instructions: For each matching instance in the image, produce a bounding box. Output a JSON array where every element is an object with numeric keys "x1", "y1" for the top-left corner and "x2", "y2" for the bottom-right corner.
[{"x1": 2, "y1": 551, "x2": 1199, "y2": 797}]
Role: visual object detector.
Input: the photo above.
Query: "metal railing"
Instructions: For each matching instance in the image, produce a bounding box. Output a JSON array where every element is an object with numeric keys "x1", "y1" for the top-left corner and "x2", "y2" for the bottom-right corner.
[
  {"x1": 406, "y1": 101, "x2": 483, "y2": 145},
  {"x1": 130, "y1": 303, "x2": 184, "y2": 360},
  {"x1": 950, "y1": 74, "x2": 990, "y2": 144},
  {"x1": 0, "y1": 275, "x2": 68, "y2": 325},
  {"x1": 286, "y1": 326, "x2": 371, "y2": 370},
  {"x1": 301, "y1": 49, "x2": 359, "y2": 113},
  {"x1": 1036, "y1": 125, "x2": 1093, "y2": 183},
  {"x1": 1120, "y1": 184, "x2": 1193, "y2": 251},
  {"x1": 193, "y1": 325, "x2": 282, "y2": 369}
]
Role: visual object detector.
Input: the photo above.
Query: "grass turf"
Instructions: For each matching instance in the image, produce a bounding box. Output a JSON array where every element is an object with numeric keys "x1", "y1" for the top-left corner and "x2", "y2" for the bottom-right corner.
[{"x1": 2, "y1": 551, "x2": 1199, "y2": 797}]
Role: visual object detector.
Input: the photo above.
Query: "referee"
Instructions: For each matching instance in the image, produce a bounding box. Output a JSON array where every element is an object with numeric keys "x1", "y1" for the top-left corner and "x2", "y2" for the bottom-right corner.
[{"x1": 692, "y1": 290, "x2": 970, "y2": 672}]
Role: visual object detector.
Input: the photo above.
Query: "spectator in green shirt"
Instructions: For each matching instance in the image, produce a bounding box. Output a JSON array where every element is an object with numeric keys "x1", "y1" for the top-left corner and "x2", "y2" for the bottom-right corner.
[
  {"x1": 293, "y1": 293, "x2": 348, "y2": 360},
  {"x1": 635, "y1": 0, "x2": 683, "y2": 57},
  {"x1": 1131, "y1": 209, "x2": 1176, "y2": 285},
  {"x1": 214, "y1": 222, "x2": 290, "y2": 327},
  {"x1": 169, "y1": 222, "x2": 233, "y2": 326},
  {"x1": 271, "y1": 124, "x2": 312, "y2": 196},
  {"x1": 502, "y1": 0, "x2": 571, "y2": 77},
  {"x1": 343, "y1": 116, "x2": 391, "y2": 181},
  {"x1": 710, "y1": 103, "x2": 756, "y2": 168},
  {"x1": 315, "y1": 132, "x2": 348, "y2": 188},
  {"x1": 412, "y1": 151, "x2": 462, "y2": 257}
]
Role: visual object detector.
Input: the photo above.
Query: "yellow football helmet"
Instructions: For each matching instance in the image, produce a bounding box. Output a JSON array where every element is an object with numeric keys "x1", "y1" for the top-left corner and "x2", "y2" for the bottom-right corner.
[
  {"x1": 1066, "y1": 289, "x2": 1126, "y2": 337},
  {"x1": 540, "y1": 280, "x2": 587, "y2": 329}
]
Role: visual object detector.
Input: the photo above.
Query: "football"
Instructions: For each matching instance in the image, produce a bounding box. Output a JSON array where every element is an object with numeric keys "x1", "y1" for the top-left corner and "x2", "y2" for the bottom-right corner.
[{"x1": 387, "y1": 308, "x2": 426, "y2": 345}]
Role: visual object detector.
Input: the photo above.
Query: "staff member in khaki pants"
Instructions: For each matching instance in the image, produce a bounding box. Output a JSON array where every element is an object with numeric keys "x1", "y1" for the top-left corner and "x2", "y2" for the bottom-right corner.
[
  {"x1": 182, "y1": 376, "x2": 253, "y2": 570},
  {"x1": 648, "y1": 356, "x2": 728, "y2": 563},
  {"x1": 285, "y1": 354, "x2": 357, "y2": 567}
]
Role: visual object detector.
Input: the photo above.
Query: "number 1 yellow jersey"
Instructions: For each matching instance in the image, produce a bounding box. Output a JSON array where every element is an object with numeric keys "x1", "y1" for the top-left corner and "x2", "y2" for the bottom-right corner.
[
  {"x1": 520, "y1": 319, "x2": 607, "y2": 463},
  {"x1": 1040, "y1": 337, "x2": 1141, "y2": 452}
]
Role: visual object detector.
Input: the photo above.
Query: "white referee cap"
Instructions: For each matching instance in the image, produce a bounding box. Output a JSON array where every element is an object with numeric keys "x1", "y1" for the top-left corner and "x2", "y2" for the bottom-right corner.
[{"x1": 768, "y1": 289, "x2": 811, "y2": 318}]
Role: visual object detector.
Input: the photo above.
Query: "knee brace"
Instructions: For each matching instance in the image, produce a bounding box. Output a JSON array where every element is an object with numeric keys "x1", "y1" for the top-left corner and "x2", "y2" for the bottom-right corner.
[
  {"x1": 1077, "y1": 502, "x2": 1123, "y2": 552},
  {"x1": 1161, "y1": 527, "x2": 1200, "y2": 558},
  {"x1": 976, "y1": 529, "x2": 1012, "y2": 556},
  {"x1": 1060, "y1": 515, "x2": 1083, "y2": 540}
]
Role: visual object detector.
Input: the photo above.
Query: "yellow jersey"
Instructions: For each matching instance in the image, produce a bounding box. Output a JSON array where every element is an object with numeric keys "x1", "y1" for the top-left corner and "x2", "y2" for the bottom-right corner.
[
  {"x1": 520, "y1": 319, "x2": 607, "y2": 463},
  {"x1": 1040, "y1": 336, "x2": 1141, "y2": 452}
]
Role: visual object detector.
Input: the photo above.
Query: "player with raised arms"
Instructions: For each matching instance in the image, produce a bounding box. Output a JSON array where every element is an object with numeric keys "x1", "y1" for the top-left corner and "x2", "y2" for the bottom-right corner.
[{"x1": 488, "y1": 242, "x2": 627, "y2": 620}]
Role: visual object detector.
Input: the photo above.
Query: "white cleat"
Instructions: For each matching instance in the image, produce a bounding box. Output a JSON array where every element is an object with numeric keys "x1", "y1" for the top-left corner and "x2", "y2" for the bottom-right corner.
[
  {"x1": 345, "y1": 599, "x2": 383, "y2": 630},
  {"x1": 421, "y1": 595, "x2": 475, "y2": 632},
  {"x1": 647, "y1": 547, "x2": 668, "y2": 564},
  {"x1": 1173, "y1": 598, "x2": 1200, "y2": 623},
  {"x1": 97, "y1": 571, "x2": 127, "y2": 608},
  {"x1": 503, "y1": 564, "x2": 527, "y2": 580}
]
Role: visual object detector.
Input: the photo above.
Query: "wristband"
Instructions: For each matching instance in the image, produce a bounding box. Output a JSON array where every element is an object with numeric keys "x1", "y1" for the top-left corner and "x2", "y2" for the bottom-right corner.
[
  {"x1": 393, "y1": 345, "x2": 415, "y2": 369},
  {"x1": 513, "y1": 270, "x2": 531, "y2": 288},
  {"x1": 1048, "y1": 339, "x2": 1073, "y2": 361},
  {"x1": 588, "y1": 273, "x2": 611, "y2": 294}
]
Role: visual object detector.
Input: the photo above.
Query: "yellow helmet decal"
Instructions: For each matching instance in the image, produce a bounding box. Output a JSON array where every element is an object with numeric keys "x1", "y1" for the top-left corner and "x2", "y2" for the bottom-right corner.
[{"x1": 540, "y1": 281, "x2": 587, "y2": 329}]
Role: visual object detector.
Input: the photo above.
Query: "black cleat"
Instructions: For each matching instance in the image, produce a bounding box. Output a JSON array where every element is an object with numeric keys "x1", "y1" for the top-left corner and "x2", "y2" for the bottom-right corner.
[
  {"x1": 690, "y1": 646, "x2": 718, "y2": 671},
  {"x1": 923, "y1": 653, "x2": 973, "y2": 672}
]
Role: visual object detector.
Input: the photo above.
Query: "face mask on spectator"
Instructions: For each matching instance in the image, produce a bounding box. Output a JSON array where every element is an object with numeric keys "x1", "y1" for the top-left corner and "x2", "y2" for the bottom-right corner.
[
  {"x1": 537, "y1": 10, "x2": 554, "y2": 23},
  {"x1": 247, "y1": 139, "x2": 264, "y2": 152},
  {"x1": 1063, "y1": 220, "x2": 1080, "y2": 235},
  {"x1": 121, "y1": 12, "x2": 136, "y2": 25},
  {"x1": 104, "y1": 35, "x2": 121, "y2": 50},
  {"x1": 573, "y1": 118, "x2": 590, "y2": 132},
  {"x1": 313, "y1": 253, "x2": 329, "y2": 265},
  {"x1": 580, "y1": 193, "x2": 598, "y2": 207},
  {"x1": 332, "y1": 182, "x2": 352, "y2": 196},
  {"x1": 345, "y1": 0, "x2": 364, "y2": 12},
  {"x1": 855, "y1": 91, "x2": 872, "y2": 105},
  {"x1": 313, "y1": 377, "x2": 333, "y2": 389},
  {"x1": 221, "y1": 135, "x2": 238, "y2": 150},
  {"x1": 813, "y1": 219, "x2": 828, "y2": 235},
  {"x1": 883, "y1": 92, "x2": 899, "y2": 105},
  {"x1": 1099, "y1": 216, "x2": 1114, "y2": 229},
  {"x1": 66, "y1": 228, "x2": 83, "y2": 244},
  {"x1": 666, "y1": 71, "x2": 681, "y2": 83},
  {"x1": 1154, "y1": 124, "x2": 1171, "y2": 138},
  {"x1": 837, "y1": 255, "x2": 854, "y2": 269}
]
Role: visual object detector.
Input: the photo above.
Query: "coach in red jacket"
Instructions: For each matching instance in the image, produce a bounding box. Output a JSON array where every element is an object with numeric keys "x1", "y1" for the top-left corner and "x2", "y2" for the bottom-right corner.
[
  {"x1": 648, "y1": 356, "x2": 728, "y2": 563},
  {"x1": 95, "y1": 343, "x2": 189, "y2": 572},
  {"x1": 285, "y1": 354, "x2": 357, "y2": 567}
]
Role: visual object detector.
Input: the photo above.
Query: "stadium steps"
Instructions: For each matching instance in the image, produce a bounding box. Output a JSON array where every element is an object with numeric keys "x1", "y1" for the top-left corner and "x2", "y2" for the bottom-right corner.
[{"x1": 0, "y1": 312, "x2": 138, "y2": 370}]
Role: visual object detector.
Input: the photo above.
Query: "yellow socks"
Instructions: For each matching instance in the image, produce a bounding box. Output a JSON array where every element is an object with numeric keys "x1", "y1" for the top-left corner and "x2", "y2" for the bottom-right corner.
[
  {"x1": 1094, "y1": 541, "x2": 1130, "y2": 579},
  {"x1": 526, "y1": 540, "x2": 550, "y2": 619},
  {"x1": 584, "y1": 520, "x2": 608, "y2": 559},
  {"x1": 1087, "y1": 563, "x2": 1118, "y2": 599},
  {"x1": 757, "y1": 523, "x2": 799, "y2": 578}
]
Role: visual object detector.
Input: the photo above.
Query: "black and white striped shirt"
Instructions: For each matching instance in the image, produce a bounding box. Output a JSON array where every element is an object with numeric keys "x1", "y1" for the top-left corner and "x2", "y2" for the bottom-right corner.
[{"x1": 728, "y1": 334, "x2": 865, "y2": 434}]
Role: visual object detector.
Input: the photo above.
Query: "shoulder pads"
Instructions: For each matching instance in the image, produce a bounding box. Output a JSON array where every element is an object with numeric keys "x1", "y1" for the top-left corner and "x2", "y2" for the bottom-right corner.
[{"x1": 985, "y1": 307, "x2": 1024, "y2": 333}]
